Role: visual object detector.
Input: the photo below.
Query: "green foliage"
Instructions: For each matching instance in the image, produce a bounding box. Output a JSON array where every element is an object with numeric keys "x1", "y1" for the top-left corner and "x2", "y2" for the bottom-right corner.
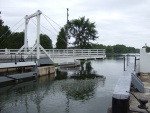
[
  {"x1": 0, "y1": 18, "x2": 11, "y2": 49},
  {"x1": 146, "y1": 46, "x2": 150, "y2": 52},
  {"x1": 92, "y1": 44, "x2": 139, "y2": 54},
  {"x1": 106, "y1": 46, "x2": 113, "y2": 53},
  {"x1": 113, "y1": 44, "x2": 127, "y2": 53},
  {"x1": 67, "y1": 16, "x2": 98, "y2": 49},
  {"x1": 56, "y1": 28, "x2": 67, "y2": 49},
  {"x1": 0, "y1": 32, "x2": 24, "y2": 49},
  {"x1": 40, "y1": 34, "x2": 53, "y2": 49}
]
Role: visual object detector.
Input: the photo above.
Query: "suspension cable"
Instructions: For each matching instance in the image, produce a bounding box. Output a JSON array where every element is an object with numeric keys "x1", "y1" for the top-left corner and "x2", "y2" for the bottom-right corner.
[
  {"x1": 31, "y1": 19, "x2": 44, "y2": 34},
  {"x1": 42, "y1": 13, "x2": 62, "y2": 28},
  {"x1": 0, "y1": 17, "x2": 24, "y2": 39},
  {"x1": 42, "y1": 13, "x2": 72, "y2": 45},
  {"x1": 32, "y1": 18, "x2": 57, "y2": 36},
  {"x1": 42, "y1": 14, "x2": 59, "y2": 34},
  {"x1": 0, "y1": 22, "x2": 25, "y2": 45}
]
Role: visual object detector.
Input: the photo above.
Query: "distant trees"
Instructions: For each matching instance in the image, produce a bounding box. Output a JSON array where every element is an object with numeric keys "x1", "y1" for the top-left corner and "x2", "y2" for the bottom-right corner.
[
  {"x1": 92, "y1": 44, "x2": 139, "y2": 54},
  {"x1": 67, "y1": 16, "x2": 98, "y2": 49},
  {"x1": 0, "y1": 17, "x2": 11, "y2": 49},
  {"x1": 40, "y1": 34, "x2": 53, "y2": 49},
  {"x1": 56, "y1": 28, "x2": 67, "y2": 49},
  {"x1": 0, "y1": 32, "x2": 24, "y2": 49}
]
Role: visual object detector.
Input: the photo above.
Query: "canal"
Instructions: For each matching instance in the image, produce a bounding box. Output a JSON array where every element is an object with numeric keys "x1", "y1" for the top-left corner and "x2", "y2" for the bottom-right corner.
[{"x1": 0, "y1": 57, "x2": 123, "y2": 113}]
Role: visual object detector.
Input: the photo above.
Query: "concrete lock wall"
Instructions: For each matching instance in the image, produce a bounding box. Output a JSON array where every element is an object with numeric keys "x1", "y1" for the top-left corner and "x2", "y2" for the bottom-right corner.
[
  {"x1": 140, "y1": 48, "x2": 150, "y2": 73},
  {"x1": 38, "y1": 66, "x2": 55, "y2": 76}
]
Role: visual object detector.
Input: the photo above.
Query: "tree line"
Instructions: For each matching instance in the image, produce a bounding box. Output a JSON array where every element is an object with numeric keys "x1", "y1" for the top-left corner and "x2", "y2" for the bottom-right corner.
[
  {"x1": 92, "y1": 44, "x2": 139, "y2": 54},
  {"x1": 0, "y1": 12, "x2": 139, "y2": 54}
]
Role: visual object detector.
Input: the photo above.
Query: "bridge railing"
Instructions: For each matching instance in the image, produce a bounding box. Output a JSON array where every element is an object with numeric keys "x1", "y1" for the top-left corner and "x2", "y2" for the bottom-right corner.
[
  {"x1": 0, "y1": 49, "x2": 105, "y2": 56},
  {"x1": 0, "y1": 49, "x2": 106, "y2": 57},
  {"x1": 45, "y1": 49, "x2": 106, "y2": 57}
]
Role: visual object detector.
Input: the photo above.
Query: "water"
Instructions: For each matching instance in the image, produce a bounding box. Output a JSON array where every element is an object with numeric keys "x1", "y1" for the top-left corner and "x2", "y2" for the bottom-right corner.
[{"x1": 0, "y1": 58, "x2": 124, "y2": 113}]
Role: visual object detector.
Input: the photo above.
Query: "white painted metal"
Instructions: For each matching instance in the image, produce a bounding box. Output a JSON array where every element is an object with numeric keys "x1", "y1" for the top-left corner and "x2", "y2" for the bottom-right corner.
[
  {"x1": 0, "y1": 49, "x2": 106, "y2": 63},
  {"x1": 36, "y1": 11, "x2": 41, "y2": 60},
  {"x1": 24, "y1": 15, "x2": 29, "y2": 53},
  {"x1": 15, "y1": 10, "x2": 51, "y2": 61}
]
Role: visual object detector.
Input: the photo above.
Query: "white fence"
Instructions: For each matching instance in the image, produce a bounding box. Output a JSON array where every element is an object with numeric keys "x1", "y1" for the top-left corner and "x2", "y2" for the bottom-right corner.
[
  {"x1": 0, "y1": 49, "x2": 106, "y2": 57},
  {"x1": 0, "y1": 49, "x2": 106, "y2": 64}
]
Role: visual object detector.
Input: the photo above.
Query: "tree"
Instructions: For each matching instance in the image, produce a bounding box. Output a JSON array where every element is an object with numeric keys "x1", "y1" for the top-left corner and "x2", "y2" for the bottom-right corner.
[
  {"x1": 56, "y1": 28, "x2": 67, "y2": 49},
  {"x1": 0, "y1": 13, "x2": 11, "y2": 49},
  {"x1": 8, "y1": 32, "x2": 24, "y2": 49},
  {"x1": 67, "y1": 16, "x2": 98, "y2": 49},
  {"x1": 106, "y1": 46, "x2": 113, "y2": 54},
  {"x1": 113, "y1": 44, "x2": 127, "y2": 53},
  {"x1": 40, "y1": 34, "x2": 53, "y2": 49}
]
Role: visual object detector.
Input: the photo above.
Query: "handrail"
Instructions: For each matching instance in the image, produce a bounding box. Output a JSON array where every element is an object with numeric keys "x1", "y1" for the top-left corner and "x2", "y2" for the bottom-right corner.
[{"x1": 0, "y1": 49, "x2": 106, "y2": 58}]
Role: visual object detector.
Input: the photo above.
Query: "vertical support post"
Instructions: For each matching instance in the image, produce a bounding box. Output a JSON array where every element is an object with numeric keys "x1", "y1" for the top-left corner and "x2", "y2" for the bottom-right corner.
[
  {"x1": 15, "y1": 54, "x2": 17, "y2": 64},
  {"x1": 127, "y1": 54, "x2": 129, "y2": 66},
  {"x1": 124, "y1": 56, "x2": 125, "y2": 71},
  {"x1": 31, "y1": 53, "x2": 32, "y2": 61},
  {"x1": 24, "y1": 15, "x2": 28, "y2": 54},
  {"x1": 36, "y1": 10, "x2": 42, "y2": 60},
  {"x1": 134, "y1": 56, "x2": 136, "y2": 71},
  {"x1": 11, "y1": 54, "x2": 12, "y2": 62},
  {"x1": 73, "y1": 49, "x2": 74, "y2": 57}
]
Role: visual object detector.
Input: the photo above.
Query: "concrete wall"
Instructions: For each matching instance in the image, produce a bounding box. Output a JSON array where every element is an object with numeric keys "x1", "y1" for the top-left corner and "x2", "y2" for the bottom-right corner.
[
  {"x1": 140, "y1": 48, "x2": 150, "y2": 73},
  {"x1": 38, "y1": 66, "x2": 55, "y2": 77}
]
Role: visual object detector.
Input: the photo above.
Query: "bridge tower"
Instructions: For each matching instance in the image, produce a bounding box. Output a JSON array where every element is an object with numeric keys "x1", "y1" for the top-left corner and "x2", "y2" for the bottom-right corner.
[{"x1": 17, "y1": 10, "x2": 51, "y2": 64}]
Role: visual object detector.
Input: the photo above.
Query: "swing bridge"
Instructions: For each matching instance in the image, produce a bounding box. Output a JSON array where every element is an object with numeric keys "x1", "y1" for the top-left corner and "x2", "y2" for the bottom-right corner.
[{"x1": 0, "y1": 10, "x2": 106, "y2": 66}]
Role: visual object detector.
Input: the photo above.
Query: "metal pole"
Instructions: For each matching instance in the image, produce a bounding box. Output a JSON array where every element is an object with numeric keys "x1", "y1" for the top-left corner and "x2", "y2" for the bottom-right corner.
[
  {"x1": 36, "y1": 10, "x2": 42, "y2": 60},
  {"x1": 66, "y1": 8, "x2": 69, "y2": 49},
  {"x1": 134, "y1": 56, "x2": 136, "y2": 71},
  {"x1": 24, "y1": 15, "x2": 28, "y2": 54},
  {"x1": 11, "y1": 54, "x2": 12, "y2": 62},
  {"x1": 31, "y1": 53, "x2": 32, "y2": 61},
  {"x1": 127, "y1": 54, "x2": 129, "y2": 66},
  {"x1": 15, "y1": 54, "x2": 17, "y2": 64},
  {"x1": 124, "y1": 56, "x2": 125, "y2": 71}
]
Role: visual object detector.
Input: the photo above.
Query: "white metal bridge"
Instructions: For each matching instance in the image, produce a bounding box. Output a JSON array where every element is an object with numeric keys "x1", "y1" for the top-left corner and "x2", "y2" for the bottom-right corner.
[
  {"x1": 0, "y1": 49, "x2": 106, "y2": 64},
  {"x1": 0, "y1": 10, "x2": 106, "y2": 65}
]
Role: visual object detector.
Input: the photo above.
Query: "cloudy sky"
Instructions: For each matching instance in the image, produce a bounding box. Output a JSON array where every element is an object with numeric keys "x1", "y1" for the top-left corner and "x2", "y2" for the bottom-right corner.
[{"x1": 0, "y1": 0, "x2": 150, "y2": 48}]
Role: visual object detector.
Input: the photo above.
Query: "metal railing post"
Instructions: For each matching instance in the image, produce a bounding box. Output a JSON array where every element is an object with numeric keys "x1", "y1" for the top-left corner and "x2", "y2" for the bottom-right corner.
[
  {"x1": 127, "y1": 54, "x2": 129, "y2": 66},
  {"x1": 31, "y1": 53, "x2": 32, "y2": 61},
  {"x1": 15, "y1": 54, "x2": 17, "y2": 64},
  {"x1": 134, "y1": 56, "x2": 136, "y2": 71},
  {"x1": 124, "y1": 56, "x2": 125, "y2": 71},
  {"x1": 11, "y1": 54, "x2": 12, "y2": 62}
]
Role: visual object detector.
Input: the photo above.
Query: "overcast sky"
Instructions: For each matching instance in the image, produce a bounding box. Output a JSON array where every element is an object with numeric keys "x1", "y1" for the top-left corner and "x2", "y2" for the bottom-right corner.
[{"x1": 0, "y1": 0, "x2": 150, "y2": 48}]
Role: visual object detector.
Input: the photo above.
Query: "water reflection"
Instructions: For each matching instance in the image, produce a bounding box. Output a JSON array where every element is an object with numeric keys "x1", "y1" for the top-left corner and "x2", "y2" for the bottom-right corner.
[
  {"x1": 57, "y1": 61, "x2": 106, "y2": 101},
  {"x1": 0, "y1": 60, "x2": 107, "y2": 113},
  {"x1": 71, "y1": 61, "x2": 105, "y2": 79}
]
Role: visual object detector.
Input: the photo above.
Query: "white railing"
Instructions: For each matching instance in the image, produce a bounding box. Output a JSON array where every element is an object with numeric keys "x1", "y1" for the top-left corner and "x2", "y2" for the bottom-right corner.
[{"x1": 0, "y1": 49, "x2": 106, "y2": 58}]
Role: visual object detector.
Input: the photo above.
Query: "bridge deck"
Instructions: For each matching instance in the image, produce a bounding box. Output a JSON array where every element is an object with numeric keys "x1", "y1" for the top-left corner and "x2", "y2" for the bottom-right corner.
[{"x1": 0, "y1": 49, "x2": 106, "y2": 64}]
